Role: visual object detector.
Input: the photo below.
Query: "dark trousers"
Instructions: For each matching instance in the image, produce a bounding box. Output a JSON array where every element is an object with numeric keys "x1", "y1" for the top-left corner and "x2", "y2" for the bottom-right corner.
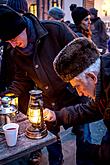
[
  {"x1": 47, "y1": 138, "x2": 63, "y2": 165},
  {"x1": 46, "y1": 122, "x2": 63, "y2": 165},
  {"x1": 75, "y1": 124, "x2": 93, "y2": 165}
]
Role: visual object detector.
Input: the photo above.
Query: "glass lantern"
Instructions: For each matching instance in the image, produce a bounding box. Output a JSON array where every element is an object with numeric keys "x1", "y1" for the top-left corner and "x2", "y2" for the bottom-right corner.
[
  {"x1": 26, "y1": 90, "x2": 47, "y2": 139},
  {"x1": 0, "y1": 95, "x2": 18, "y2": 133}
]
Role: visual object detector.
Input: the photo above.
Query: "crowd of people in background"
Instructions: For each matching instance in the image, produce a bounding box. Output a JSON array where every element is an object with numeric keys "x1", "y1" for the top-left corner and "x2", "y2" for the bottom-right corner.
[
  {"x1": 46, "y1": 4, "x2": 109, "y2": 54},
  {"x1": 0, "y1": 0, "x2": 110, "y2": 165}
]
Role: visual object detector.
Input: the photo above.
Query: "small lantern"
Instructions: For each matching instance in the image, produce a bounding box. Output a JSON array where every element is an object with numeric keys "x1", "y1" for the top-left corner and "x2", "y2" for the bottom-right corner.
[
  {"x1": 26, "y1": 90, "x2": 47, "y2": 139},
  {"x1": 0, "y1": 95, "x2": 18, "y2": 133},
  {"x1": 5, "y1": 93, "x2": 18, "y2": 111}
]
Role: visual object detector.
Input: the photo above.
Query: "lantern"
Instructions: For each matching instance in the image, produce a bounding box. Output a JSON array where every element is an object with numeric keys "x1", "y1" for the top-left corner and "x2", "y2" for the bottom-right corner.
[
  {"x1": 0, "y1": 95, "x2": 18, "y2": 133},
  {"x1": 26, "y1": 90, "x2": 47, "y2": 139}
]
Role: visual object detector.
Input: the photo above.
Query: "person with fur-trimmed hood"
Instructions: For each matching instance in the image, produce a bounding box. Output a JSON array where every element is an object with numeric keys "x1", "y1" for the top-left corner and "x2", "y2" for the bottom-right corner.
[{"x1": 44, "y1": 37, "x2": 110, "y2": 165}]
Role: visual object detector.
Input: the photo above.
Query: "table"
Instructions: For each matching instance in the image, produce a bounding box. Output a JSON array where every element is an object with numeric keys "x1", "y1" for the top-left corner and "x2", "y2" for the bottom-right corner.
[{"x1": 0, "y1": 112, "x2": 57, "y2": 165}]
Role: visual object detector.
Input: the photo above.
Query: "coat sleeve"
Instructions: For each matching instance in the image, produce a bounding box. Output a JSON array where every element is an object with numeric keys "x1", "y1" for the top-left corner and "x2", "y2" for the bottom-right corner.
[
  {"x1": 8, "y1": 68, "x2": 34, "y2": 96},
  {"x1": 55, "y1": 100, "x2": 110, "y2": 163},
  {"x1": 0, "y1": 66, "x2": 34, "y2": 97},
  {"x1": 55, "y1": 99, "x2": 102, "y2": 128}
]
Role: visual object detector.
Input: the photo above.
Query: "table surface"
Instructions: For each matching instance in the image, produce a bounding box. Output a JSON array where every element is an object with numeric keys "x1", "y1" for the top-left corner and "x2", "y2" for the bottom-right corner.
[{"x1": 0, "y1": 112, "x2": 57, "y2": 165}]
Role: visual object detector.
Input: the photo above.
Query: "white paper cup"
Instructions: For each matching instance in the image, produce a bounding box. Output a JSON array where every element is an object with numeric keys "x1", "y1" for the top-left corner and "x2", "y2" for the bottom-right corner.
[{"x1": 3, "y1": 123, "x2": 19, "y2": 147}]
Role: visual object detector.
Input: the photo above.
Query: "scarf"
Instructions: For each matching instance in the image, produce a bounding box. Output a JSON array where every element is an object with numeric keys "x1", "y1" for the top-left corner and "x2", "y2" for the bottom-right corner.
[{"x1": 16, "y1": 16, "x2": 37, "y2": 56}]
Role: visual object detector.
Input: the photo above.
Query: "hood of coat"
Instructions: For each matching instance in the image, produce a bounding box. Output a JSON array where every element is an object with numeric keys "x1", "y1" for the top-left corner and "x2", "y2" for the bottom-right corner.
[
  {"x1": 23, "y1": 13, "x2": 48, "y2": 41},
  {"x1": 14, "y1": 13, "x2": 49, "y2": 56}
]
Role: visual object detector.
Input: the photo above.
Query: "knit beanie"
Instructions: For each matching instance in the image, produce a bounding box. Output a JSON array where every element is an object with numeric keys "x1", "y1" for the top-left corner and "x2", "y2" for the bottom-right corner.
[
  {"x1": 89, "y1": 8, "x2": 98, "y2": 17},
  {"x1": 70, "y1": 4, "x2": 89, "y2": 25},
  {"x1": 53, "y1": 37, "x2": 100, "y2": 82},
  {"x1": 0, "y1": 4, "x2": 26, "y2": 41},
  {"x1": 48, "y1": 7, "x2": 65, "y2": 20},
  {"x1": 7, "y1": 0, "x2": 28, "y2": 14}
]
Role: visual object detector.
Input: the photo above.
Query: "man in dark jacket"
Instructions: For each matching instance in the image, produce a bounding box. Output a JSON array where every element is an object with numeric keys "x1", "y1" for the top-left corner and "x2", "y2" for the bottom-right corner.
[
  {"x1": 89, "y1": 8, "x2": 109, "y2": 55},
  {"x1": 0, "y1": 5, "x2": 90, "y2": 165},
  {"x1": 44, "y1": 37, "x2": 110, "y2": 165}
]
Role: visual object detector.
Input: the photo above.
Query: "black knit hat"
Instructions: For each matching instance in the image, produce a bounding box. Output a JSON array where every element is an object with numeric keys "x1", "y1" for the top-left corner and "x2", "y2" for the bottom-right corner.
[
  {"x1": 53, "y1": 37, "x2": 100, "y2": 82},
  {"x1": 7, "y1": 0, "x2": 28, "y2": 14},
  {"x1": 0, "y1": 4, "x2": 26, "y2": 41},
  {"x1": 70, "y1": 4, "x2": 89, "y2": 25}
]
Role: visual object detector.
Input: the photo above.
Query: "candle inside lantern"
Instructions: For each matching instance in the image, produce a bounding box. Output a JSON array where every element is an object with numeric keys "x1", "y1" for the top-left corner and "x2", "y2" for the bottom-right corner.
[{"x1": 28, "y1": 107, "x2": 41, "y2": 124}]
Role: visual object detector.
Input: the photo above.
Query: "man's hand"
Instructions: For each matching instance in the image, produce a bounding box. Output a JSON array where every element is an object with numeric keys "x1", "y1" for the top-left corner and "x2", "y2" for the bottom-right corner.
[{"x1": 43, "y1": 108, "x2": 56, "y2": 122}]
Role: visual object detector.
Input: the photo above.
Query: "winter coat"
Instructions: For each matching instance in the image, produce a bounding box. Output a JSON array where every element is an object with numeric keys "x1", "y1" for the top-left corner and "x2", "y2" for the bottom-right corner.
[
  {"x1": 91, "y1": 17, "x2": 109, "y2": 54},
  {"x1": 55, "y1": 53, "x2": 110, "y2": 164},
  {"x1": 0, "y1": 42, "x2": 15, "y2": 92},
  {"x1": 1, "y1": 13, "x2": 85, "y2": 115}
]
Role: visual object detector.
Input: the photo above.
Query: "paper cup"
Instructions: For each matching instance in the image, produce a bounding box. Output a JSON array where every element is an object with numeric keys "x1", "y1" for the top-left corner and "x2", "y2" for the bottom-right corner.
[{"x1": 3, "y1": 123, "x2": 19, "y2": 147}]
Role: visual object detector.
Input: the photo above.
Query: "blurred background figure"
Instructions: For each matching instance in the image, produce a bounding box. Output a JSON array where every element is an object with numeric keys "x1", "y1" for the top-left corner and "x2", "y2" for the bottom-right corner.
[
  {"x1": 69, "y1": 4, "x2": 92, "y2": 39},
  {"x1": 7, "y1": 0, "x2": 28, "y2": 14},
  {"x1": 89, "y1": 7, "x2": 109, "y2": 55},
  {"x1": 48, "y1": 6, "x2": 65, "y2": 22}
]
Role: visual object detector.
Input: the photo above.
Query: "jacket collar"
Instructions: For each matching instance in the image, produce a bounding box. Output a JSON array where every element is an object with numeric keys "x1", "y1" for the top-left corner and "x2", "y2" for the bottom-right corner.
[{"x1": 23, "y1": 13, "x2": 48, "y2": 40}]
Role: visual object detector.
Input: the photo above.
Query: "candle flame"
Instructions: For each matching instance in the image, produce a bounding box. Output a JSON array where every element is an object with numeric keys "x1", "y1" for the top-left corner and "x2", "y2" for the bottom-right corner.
[{"x1": 28, "y1": 108, "x2": 41, "y2": 124}]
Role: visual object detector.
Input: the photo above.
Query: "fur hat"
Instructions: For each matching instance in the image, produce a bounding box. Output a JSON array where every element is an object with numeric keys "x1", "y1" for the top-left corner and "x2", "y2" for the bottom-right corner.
[
  {"x1": 7, "y1": 0, "x2": 28, "y2": 14},
  {"x1": 70, "y1": 4, "x2": 89, "y2": 25},
  {"x1": 48, "y1": 7, "x2": 65, "y2": 20},
  {"x1": 89, "y1": 8, "x2": 98, "y2": 17},
  {"x1": 53, "y1": 37, "x2": 100, "y2": 82},
  {"x1": 0, "y1": 4, "x2": 26, "y2": 41}
]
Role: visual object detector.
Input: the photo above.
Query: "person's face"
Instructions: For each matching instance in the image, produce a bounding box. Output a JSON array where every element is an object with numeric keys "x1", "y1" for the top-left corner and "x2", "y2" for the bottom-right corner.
[
  {"x1": 6, "y1": 28, "x2": 28, "y2": 48},
  {"x1": 48, "y1": 15, "x2": 56, "y2": 21},
  {"x1": 81, "y1": 15, "x2": 91, "y2": 30},
  {"x1": 90, "y1": 13, "x2": 95, "y2": 19},
  {"x1": 70, "y1": 72, "x2": 97, "y2": 100},
  {"x1": 48, "y1": 15, "x2": 63, "y2": 22}
]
